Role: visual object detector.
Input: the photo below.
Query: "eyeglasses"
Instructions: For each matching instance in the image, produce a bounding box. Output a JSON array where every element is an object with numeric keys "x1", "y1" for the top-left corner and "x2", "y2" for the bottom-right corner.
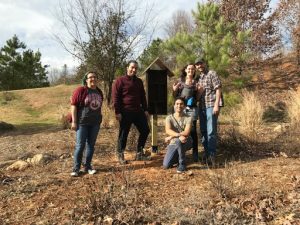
[{"x1": 87, "y1": 76, "x2": 97, "y2": 79}]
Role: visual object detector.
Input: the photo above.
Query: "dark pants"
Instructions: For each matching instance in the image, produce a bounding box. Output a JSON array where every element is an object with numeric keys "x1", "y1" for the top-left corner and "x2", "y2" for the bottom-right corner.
[
  {"x1": 117, "y1": 111, "x2": 150, "y2": 154},
  {"x1": 191, "y1": 120, "x2": 199, "y2": 161}
]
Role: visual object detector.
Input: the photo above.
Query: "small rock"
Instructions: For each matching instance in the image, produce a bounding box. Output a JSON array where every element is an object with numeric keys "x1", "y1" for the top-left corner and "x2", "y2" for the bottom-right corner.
[
  {"x1": 6, "y1": 160, "x2": 29, "y2": 171},
  {"x1": 187, "y1": 170, "x2": 194, "y2": 176},
  {"x1": 279, "y1": 152, "x2": 288, "y2": 158},
  {"x1": 149, "y1": 222, "x2": 162, "y2": 225},
  {"x1": 103, "y1": 216, "x2": 113, "y2": 225},
  {"x1": 27, "y1": 154, "x2": 52, "y2": 165},
  {"x1": 273, "y1": 125, "x2": 282, "y2": 132}
]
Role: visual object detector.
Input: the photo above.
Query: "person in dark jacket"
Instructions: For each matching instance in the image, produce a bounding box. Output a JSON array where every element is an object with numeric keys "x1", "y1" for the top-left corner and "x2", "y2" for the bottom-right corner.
[
  {"x1": 112, "y1": 60, "x2": 150, "y2": 164},
  {"x1": 70, "y1": 71, "x2": 103, "y2": 176}
]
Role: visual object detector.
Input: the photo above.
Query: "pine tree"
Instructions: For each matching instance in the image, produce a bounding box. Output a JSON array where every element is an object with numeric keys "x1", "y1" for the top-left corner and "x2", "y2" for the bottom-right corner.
[
  {"x1": 0, "y1": 35, "x2": 49, "y2": 90},
  {"x1": 192, "y1": 3, "x2": 235, "y2": 77},
  {"x1": 138, "y1": 38, "x2": 164, "y2": 71}
]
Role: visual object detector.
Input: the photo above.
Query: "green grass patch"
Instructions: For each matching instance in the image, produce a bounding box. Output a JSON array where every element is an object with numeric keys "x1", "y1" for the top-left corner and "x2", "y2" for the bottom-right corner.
[
  {"x1": 231, "y1": 76, "x2": 252, "y2": 89},
  {"x1": 0, "y1": 91, "x2": 19, "y2": 105},
  {"x1": 223, "y1": 92, "x2": 241, "y2": 108},
  {"x1": 263, "y1": 103, "x2": 287, "y2": 122},
  {"x1": 25, "y1": 107, "x2": 41, "y2": 117}
]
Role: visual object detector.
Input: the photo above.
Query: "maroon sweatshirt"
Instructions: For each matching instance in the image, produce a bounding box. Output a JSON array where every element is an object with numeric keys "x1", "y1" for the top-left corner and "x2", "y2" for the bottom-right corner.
[{"x1": 112, "y1": 74, "x2": 148, "y2": 114}]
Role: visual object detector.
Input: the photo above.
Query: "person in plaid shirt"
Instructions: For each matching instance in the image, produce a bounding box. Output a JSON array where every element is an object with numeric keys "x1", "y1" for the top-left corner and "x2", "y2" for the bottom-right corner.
[{"x1": 195, "y1": 58, "x2": 223, "y2": 166}]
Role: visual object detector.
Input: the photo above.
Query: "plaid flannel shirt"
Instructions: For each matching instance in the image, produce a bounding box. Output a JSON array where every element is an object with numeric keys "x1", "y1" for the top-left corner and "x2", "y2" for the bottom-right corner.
[{"x1": 198, "y1": 70, "x2": 223, "y2": 109}]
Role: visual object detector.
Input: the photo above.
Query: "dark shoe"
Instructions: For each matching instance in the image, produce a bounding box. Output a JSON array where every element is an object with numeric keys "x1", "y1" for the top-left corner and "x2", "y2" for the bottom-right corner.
[
  {"x1": 117, "y1": 153, "x2": 127, "y2": 165},
  {"x1": 135, "y1": 152, "x2": 142, "y2": 161},
  {"x1": 135, "y1": 152, "x2": 151, "y2": 161},
  {"x1": 206, "y1": 156, "x2": 216, "y2": 167},
  {"x1": 176, "y1": 165, "x2": 186, "y2": 173}
]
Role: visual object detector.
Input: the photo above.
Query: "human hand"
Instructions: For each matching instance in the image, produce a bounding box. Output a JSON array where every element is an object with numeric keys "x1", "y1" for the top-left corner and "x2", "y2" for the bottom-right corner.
[
  {"x1": 164, "y1": 136, "x2": 172, "y2": 143},
  {"x1": 213, "y1": 105, "x2": 220, "y2": 116},
  {"x1": 144, "y1": 111, "x2": 150, "y2": 119},
  {"x1": 71, "y1": 122, "x2": 77, "y2": 131},
  {"x1": 172, "y1": 82, "x2": 181, "y2": 91},
  {"x1": 197, "y1": 83, "x2": 203, "y2": 92},
  {"x1": 116, "y1": 114, "x2": 122, "y2": 121},
  {"x1": 179, "y1": 135, "x2": 187, "y2": 143}
]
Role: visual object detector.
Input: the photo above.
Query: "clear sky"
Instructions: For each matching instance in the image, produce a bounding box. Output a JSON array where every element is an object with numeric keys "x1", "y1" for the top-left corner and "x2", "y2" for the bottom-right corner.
[{"x1": 0, "y1": 0, "x2": 278, "y2": 70}]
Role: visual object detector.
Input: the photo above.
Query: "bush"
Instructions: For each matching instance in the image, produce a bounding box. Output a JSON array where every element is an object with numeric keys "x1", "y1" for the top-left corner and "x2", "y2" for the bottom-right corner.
[
  {"x1": 223, "y1": 91, "x2": 241, "y2": 108},
  {"x1": 286, "y1": 89, "x2": 300, "y2": 127},
  {"x1": 262, "y1": 102, "x2": 287, "y2": 122},
  {"x1": 0, "y1": 91, "x2": 16, "y2": 105},
  {"x1": 0, "y1": 121, "x2": 15, "y2": 133},
  {"x1": 231, "y1": 91, "x2": 263, "y2": 140}
]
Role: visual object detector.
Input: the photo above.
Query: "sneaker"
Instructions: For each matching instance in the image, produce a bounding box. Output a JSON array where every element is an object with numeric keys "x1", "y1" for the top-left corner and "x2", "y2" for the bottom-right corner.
[
  {"x1": 176, "y1": 165, "x2": 186, "y2": 173},
  {"x1": 206, "y1": 156, "x2": 216, "y2": 167},
  {"x1": 87, "y1": 169, "x2": 96, "y2": 175},
  {"x1": 117, "y1": 153, "x2": 127, "y2": 165},
  {"x1": 71, "y1": 171, "x2": 79, "y2": 177}
]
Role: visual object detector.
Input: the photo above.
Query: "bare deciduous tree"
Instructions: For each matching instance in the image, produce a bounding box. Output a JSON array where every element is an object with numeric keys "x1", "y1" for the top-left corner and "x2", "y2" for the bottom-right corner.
[
  {"x1": 54, "y1": 0, "x2": 156, "y2": 103},
  {"x1": 164, "y1": 10, "x2": 194, "y2": 38},
  {"x1": 275, "y1": 0, "x2": 300, "y2": 65},
  {"x1": 209, "y1": 0, "x2": 280, "y2": 61}
]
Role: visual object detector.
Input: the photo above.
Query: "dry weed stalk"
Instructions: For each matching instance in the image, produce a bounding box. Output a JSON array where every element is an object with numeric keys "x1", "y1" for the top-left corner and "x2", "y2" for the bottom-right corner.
[
  {"x1": 232, "y1": 91, "x2": 263, "y2": 140},
  {"x1": 101, "y1": 103, "x2": 115, "y2": 128},
  {"x1": 286, "y1": 88, "x2": 300, "y2": 127},
  {"x1": 207, "y1": 162, "x2": 247, "y2": 200},
  {"x1": 80, "y1": 166, "x2": 149, "y2": 224}
]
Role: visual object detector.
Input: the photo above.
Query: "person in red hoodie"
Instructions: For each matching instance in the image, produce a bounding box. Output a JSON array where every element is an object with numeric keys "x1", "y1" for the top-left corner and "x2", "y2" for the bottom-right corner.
[
  {"x1": 70, "y1": 71, "x2": 103, "y2": 176},
  {"x1": 112, "y1": 60, "x2": 150, "y2": 164}
]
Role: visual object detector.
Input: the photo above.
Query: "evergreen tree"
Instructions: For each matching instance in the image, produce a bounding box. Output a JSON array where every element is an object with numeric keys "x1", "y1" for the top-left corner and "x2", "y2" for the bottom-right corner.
[
  {"x1": 0, "y1": 35, "x2": 49, "y2": 90},
  {"x1": 138, "y1": 38, "x2": 164, "y2": 71},
  {"x1": 163, "y1": 3, "x2": 233, "y2": 76},
  {"x1": 192, "y1": 3, "x2": 234, "y2": 77}
]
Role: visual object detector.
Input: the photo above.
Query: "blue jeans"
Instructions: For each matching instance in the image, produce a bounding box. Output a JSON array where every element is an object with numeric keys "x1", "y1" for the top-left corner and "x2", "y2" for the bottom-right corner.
[
  {"x1": 163, "y1": 137, "x2": 192, "y2": 169},
  {"x1": 73, "y1": 124, "x2": 100, "y2": 171},
  {"x1": 199, "y1": 107, "x2": 218, "y2": 157}
]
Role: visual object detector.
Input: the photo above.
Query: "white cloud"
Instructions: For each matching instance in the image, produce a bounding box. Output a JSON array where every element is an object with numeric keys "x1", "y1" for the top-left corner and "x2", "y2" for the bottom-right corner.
[
  {"x1": 0, "y1": 0, "x2": 78, "y2": 69},
  {"x1": 0, "y1": 0, "x2": 280, "y2": 70}
]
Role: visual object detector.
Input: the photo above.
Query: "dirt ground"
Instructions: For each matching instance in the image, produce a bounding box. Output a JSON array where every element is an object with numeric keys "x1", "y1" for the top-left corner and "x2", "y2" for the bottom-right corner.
[{"x1": 0, "y1": 124, "x2": 299, "y2": 225}]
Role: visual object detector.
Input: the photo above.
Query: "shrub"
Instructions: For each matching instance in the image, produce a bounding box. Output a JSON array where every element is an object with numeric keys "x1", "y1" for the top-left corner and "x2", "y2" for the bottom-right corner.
[
  {"x1": 286, "y1": 89, "x2": 300, "y2": 127},
  {"x1": 101, "y1": 103, "x2": 115, "y2": 128},
  {"x1": 0, "y1": 91, "x2": 16, "y2": 105},
  {"x1": 231, "y1": 91, "x2": 263, "y2": 140}
]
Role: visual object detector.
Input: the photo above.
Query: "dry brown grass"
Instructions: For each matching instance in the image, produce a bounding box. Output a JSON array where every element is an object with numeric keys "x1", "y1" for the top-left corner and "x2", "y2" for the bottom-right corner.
[
  {"x1": 101, "y1": 103, "x2": 116, "y2": 128},
  {"x1": 0, "y1": 85, "x2": 76, "y2": 126},
  {"x1": 231, "y1": 91, "x2": 264, "y2": 140},
  {"x1": 286, "y1": 88, "x2": 300, "y2": 127}
]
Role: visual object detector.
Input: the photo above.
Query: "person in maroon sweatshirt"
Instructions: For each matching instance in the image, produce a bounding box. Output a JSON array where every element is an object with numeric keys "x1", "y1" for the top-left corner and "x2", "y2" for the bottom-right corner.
[{"x1": 112, "y1": 60, "x2": 150, "y2": 164}]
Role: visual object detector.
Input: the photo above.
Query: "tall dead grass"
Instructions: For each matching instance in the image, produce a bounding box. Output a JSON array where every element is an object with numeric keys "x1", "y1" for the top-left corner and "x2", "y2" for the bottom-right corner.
[
  {"x1": 231, "y1": 91, "x2": 264, "y2": 140},
  {"x1": 286, "y1": 88, "x2": 300, "y2": 127},
  {"x1": 101, "y1": 103, "x2": 116, "y2": 128}
]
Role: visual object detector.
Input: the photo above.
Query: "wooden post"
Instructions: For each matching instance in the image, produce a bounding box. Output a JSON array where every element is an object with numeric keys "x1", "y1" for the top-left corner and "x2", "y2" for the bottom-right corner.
[{"x1": 151, "y1": 114, "x2": 158, "y2": 153}]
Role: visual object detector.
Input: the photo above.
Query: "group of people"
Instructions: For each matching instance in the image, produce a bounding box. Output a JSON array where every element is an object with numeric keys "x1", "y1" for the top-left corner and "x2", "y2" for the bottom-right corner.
[{"x1": 69, "y1": 58, "x2": 222, "y2": 176}]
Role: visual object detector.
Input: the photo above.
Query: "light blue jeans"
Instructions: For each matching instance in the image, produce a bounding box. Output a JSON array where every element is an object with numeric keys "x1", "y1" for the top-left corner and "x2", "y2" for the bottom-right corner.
[
  {"x1": 163, "y1": 137, "x2": 193, "y2": 169},
  {"x1": 199, "y1": 107, "x2": 218, "y2": 158},
  {"x1": 73, "y1": 124, "x2": 100, "y2": 171}
]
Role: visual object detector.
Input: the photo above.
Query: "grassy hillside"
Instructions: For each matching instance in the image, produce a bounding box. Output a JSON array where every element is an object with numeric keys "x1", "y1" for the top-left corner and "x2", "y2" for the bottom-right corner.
[{"x1": 0, "y1": 84, "x2": 77, "y2": 129}]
